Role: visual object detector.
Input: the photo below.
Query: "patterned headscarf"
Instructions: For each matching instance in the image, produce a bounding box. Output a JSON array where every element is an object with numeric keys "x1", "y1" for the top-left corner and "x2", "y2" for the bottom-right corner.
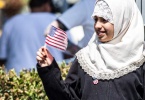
[{"x1": 92, "y1": 0, "x2": 113, "y2": 23}]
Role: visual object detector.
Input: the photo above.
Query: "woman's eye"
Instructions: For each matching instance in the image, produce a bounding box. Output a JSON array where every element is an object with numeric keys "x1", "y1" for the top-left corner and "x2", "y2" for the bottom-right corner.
[
  {"x1": 102, "y1": 18, "x2": 107, "y2": 23},
  {"x1": 94, "y1": 17, "x2": 98, "y2": 22}
]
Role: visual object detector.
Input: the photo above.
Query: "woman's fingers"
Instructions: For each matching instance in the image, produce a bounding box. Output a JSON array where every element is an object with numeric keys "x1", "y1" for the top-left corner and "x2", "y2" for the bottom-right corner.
[
  {"x1": 39, "y1": 47, "x2": 46, "y2": 55},
  {"x1": 37, "y1": 47, "x2": 47, "y2": 57},
  {"x1": 36, "y1": 51, "x2": 43, "y2": 58},
  {"x1": 36, "y1": 46, "x2": 53, "y2": 67},
  {"x1": 36, "y1": 55, "x2": 43, "y2": 61}
]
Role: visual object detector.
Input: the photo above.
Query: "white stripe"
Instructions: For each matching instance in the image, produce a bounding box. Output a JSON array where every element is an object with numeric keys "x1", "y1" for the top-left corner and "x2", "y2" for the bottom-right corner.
[
  {"x1": 46, "y1": 36, "x2": 67, "y2": 46},
  {"x1": 45, "y1": 38, "x2": 67, "y2": 48},
  {"x1": 55, "y1": 31, "x2": 67, "y2": 38},
  {"x1": 45, "y1": 40, "x2": 66, "y2": 50},
  {"x1": 57, "y1": 29, "x2": 67, "y2": 36}
]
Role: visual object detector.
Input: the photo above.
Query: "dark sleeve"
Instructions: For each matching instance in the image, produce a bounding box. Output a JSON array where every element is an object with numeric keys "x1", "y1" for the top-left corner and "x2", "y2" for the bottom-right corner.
[
  {"x1": 56, "y1": 19, "x2": 68, "y2": 31},
  {"x1": 0, "y1": 59, "x2": 6, "y2": 66},
  {"x1": 143, "y1": 63, "x2": 145, "y2": 99},
  {"x1": 37, "y1": 59, "x2": 82, "y2": 100}
]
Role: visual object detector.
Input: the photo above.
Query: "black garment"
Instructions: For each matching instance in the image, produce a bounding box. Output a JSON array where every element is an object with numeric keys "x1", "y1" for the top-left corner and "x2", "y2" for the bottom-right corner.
[{"x1": 37, "y1": 59, "x2": 145, "y2": 100}]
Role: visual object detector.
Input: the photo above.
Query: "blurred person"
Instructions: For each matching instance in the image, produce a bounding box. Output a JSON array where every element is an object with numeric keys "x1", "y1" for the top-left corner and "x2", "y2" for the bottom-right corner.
[
  {"x1": 0, "y1": 0, "x2": 66, "y2": 74},
  {"x1": 1, "y1": 0, "x2": 24, "y2": 24},
  {"x1": 45, "y1": 0, "x2": 96, "y2": 55},
  {"x1": 29, "y1": 0, "x2": 69, "y2": 13},
  {"x1": 0, "y1": 0, "x2": 5, "y2": 9},
  {"x1": 52, "y1": 0, "x2": 69, "y2": 13}
]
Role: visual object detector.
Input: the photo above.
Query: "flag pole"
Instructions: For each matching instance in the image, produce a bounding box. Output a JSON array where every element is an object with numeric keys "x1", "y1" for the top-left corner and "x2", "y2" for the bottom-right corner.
[
  {"x1": 43, "y1": 25, "x2": 51, "y2": 48},
  {"x1": 44, "y1": 43, "x2": 47, "y2": 48}
]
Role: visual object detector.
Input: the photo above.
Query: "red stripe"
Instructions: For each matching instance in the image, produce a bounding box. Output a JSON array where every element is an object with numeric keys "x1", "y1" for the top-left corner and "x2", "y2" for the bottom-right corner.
[
  {"x1": 54, "y1": 32, "x2": 66, "y2": 39},
  {"x1": 45, "y1": 39, "x2": 66, "y2": 48},
  {"x1": 56, "y1": 30, "x2": 67, "y2": 37},
  {"x1": 45, "y1": 40, "x2": 66, "y2": 50},
  {"x1": 46, "y1": 36, "x2": 67, "y2": 47},
  {"x1": 54, "y1": 34, "x2": 65, "y2": 41},
  {"x1": 46, "y1": 36, "x2": 66, "y2": 45},
  {"x1": 57, "y1": 28, "x2": 66, "y2": 35},
  {"x1": 45, "y1": 41, "x2": 65, "y2": 50},
  {"x1": 47, "y1": 32, "x2": 66, "y2": 40}
]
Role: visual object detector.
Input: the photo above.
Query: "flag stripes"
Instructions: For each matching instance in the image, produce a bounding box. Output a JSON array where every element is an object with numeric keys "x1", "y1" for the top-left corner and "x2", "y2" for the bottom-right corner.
[
  {"x1": 45, "y1": 37, "x2": 67, "y2": 48},
  {"x1": 45, "y1": 26, "x2": 67, "y2": 51},
  {"x1": 45, "y1": 40, "x2": 66, "y2": 50},
  {"x1": 46, "y1": 36, "x2": 63, "y2": 45}
]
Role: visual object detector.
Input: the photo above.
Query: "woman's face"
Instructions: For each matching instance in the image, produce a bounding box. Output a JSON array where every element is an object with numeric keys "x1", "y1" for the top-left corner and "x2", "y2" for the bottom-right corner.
[{"x1": 94, "y1": 16, "x2": 114, "y2": 43}]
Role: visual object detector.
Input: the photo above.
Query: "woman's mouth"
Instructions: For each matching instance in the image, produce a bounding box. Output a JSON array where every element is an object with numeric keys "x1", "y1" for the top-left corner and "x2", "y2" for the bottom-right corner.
[{"x1": 97, "y1": 31, "x2": 106, "y2": 37}]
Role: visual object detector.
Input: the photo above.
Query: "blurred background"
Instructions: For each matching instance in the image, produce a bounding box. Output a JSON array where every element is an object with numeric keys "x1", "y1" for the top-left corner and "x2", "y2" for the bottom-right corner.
[
  {"x1": 0, "y1": 0, "x2": 145, "y2": 40},
  {"x1": 0, "y1": 0, "x2": 84, "y2": 43},
  {"x1": 0, "y1": 0, "x2": 145, "y2": 39}
]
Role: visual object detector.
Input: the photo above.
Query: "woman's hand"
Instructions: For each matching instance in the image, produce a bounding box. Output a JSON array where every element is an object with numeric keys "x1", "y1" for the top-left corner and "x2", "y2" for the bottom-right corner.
[{"x1": 36, "y1": 46, "x2": 53, "y2": 67}]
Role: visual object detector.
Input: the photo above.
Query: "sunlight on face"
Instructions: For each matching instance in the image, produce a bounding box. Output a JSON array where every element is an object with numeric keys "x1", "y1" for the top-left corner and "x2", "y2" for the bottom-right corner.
[{"x1": 94, "y1": 16, "x2": 114, "y2": 43}]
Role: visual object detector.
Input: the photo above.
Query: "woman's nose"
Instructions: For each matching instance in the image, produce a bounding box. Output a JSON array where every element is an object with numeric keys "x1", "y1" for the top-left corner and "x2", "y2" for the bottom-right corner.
[{"x1": 94, "y1": 21, "x2": 102, "y2": 29}]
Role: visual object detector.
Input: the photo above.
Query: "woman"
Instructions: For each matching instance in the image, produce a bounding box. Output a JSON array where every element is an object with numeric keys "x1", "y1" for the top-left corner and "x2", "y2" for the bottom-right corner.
[{"x1": 36, "y1": 0, "x2": 145, "y2": 99}]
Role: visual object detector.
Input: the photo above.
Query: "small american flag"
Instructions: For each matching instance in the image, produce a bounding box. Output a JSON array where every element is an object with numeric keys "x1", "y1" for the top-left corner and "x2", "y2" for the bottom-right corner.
[{"x1": 45, "y1": 26, "x2": 68, "y2": 51}]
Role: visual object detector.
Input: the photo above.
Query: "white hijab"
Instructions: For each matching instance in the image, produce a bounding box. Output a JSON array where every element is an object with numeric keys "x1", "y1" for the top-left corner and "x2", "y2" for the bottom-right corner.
[{"x1": 76, "y1": 0, "x2": 145, "y2": 80}]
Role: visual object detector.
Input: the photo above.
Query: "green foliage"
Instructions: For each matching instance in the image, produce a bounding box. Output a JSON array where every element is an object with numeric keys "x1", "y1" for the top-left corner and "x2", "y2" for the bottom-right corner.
[
  {"x1": 0, "y1": 62, "x2": 71, "y2": 100},
  {"x1": 59, "y1": 61, "x2": 71, "y2": 80},
  {"x1": 0, "y1": 68, "x2": 48, "y2": 100}
]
